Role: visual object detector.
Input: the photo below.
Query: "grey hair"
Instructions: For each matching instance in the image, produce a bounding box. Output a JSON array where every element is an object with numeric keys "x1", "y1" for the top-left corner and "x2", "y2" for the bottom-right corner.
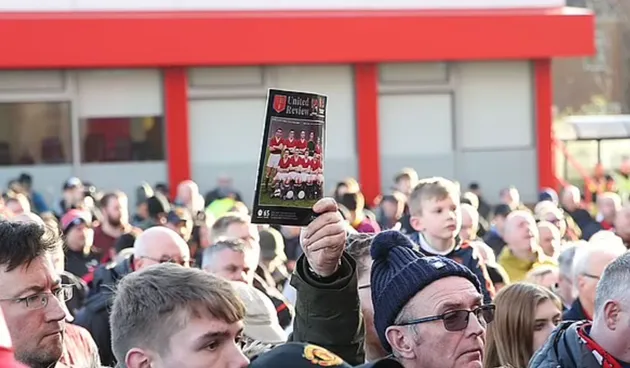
[
  {"x1": 110, "y1": 263, "x2": 245, "y2": 366},
  {"x1": 595, "y1": 252, "x2": 630, "y2": 317},
  {"x1": 201, "y1": 238, "x2": 247, "y2": 269},
  {"x1": 572, "y1": 239, "x2": 626, "y2": 285},
  {"x1": 210, "y1": 212, "x2": 251, "y2": 242},
  {"x1": 557, "y1": 244, "x2": 578, "y2": 279}
]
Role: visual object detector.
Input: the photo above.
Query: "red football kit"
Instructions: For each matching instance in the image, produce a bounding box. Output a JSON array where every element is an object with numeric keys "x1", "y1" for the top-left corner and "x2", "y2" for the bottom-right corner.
[
  {"x1": 296, "y1": 139, "x2": 308, "y2": 152},
  {"x1": 278, "y1": 157, "x2": 291, "y2": 171},
  {"x1": 284, "y1": 138, "x2": 297, "y2": 153},
  {"x1": 269, "y1": 137, "x2": 283, "y2": 154}
]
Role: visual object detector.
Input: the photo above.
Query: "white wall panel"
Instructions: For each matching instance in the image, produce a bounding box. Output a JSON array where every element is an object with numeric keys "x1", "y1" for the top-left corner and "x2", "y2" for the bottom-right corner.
[
  {"x1": 458, "y1": 62, "x2": 533, "y2": 150},
  {"x1": 0, "y1": 71, "x2": 66, "y2": 93},
  {"x1": 189, "y1": 98, "x2": 266, "y2": 205},
  {"x1": 379, "y1": 94, "x2": 453, "y2": 155},
  {"x1": 190, "y1": 98, "x2": 265, "y2": 166},
  {"x1": 189, "y1": 67, "x2": 265, "y2": 89},
  {"x1": 0, "y1": 0, "x2": 565, "y2": 11},
  {"x1": 77, "y1": 70, "x2": 163, "y2": 118},
  {"x1": 379, "y1": 63, "x2": 449, "y2": 84}
]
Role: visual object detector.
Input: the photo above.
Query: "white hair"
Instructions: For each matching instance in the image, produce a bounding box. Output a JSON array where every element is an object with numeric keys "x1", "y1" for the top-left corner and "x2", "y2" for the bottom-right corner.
[
  {"x1": 572, "y1": 236, "x2": 626, "y2": 285},
  {"x1": 595, "y1": 252, "x2": 630, "y2": 317},
  {"x1": 460, "y1": 203, "x2": 479, "y2": 227}
]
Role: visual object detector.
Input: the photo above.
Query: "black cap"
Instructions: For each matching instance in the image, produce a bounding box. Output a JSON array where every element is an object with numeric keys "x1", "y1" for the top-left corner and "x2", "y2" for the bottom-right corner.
[
  {"x1": 249, "y1": 343, "x2": 401, "y2": 368},
  {"x1": 146, "y1": 194, "x2": 170, "y2": 217},
  {"x1": 493, "y1": 204, "x2": 513, "y2": 218},
  {"x1": 63, "y1": 177, "x2": 83, "y2": 190},
  {"x1": 166, "y1": 208, "x2": 192, "y2": 225}
]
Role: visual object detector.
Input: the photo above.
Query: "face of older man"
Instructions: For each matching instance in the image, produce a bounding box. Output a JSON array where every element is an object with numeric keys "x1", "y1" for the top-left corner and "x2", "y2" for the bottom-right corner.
[{"x1": 386, "y1": 276, "x2": 488, "y2": 368}]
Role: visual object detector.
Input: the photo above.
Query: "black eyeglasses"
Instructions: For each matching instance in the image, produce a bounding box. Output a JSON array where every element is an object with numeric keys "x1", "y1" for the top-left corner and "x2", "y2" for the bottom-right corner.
[{"x1": 396, "y1": 304, "x2": 495, "y2": 332}]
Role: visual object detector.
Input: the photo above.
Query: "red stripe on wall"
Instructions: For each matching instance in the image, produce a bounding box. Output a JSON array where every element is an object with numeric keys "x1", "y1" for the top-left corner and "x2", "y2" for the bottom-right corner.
[
  {"x1": 355, "y1": 64, "x2": 381, "y2": 205},
  {"x1": 534, "y1": 59, "x2": 556, "y2": 190},
  {"x1": 164, "y1": 68, "x2": 191, "y2": 198},
  {"x1": 0, "y1": 9, "x2": 594, "y2": 68}
]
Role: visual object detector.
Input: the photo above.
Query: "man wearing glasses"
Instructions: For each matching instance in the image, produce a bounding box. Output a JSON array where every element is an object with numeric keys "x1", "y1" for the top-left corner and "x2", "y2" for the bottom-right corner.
[
  {"x1": 0, "y1": 222, "x2": 71, "y2": 368},
  {"x1": 75, "y1": 226, "x2": 191, "y2": 366},
  {"x1": 370, "y1": 230, "x2": 495, "y2": 368}
]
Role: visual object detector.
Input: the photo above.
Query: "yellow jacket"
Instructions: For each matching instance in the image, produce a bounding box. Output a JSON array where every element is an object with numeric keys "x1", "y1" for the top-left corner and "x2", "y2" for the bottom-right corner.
[{"x1": 498, "y1": 247, "x2": 558, "y2": 283}]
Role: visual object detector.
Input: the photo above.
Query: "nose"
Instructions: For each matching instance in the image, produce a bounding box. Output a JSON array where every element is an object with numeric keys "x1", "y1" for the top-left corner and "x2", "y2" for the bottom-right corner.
[
  {"x1": 46, "y1": 295, "x2": 68, "y2": 323},
  {"x1": 465, "y1": 310, "x2": 485, "y2": 337},
  {"x1": 229, "y1": 342, "x2": 250, "y2": 368}
]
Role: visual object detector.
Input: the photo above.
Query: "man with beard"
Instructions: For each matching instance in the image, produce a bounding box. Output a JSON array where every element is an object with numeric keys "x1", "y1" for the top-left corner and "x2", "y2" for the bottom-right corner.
[{"x1": 93, "y1": 191, "x2": 139, "y2": 264}]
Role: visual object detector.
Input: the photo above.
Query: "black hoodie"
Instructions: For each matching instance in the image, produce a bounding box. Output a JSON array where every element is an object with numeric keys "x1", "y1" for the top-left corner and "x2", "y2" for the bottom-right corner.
[{"x1": 74, "y1": 255, "x2": 134, "y2": 367}]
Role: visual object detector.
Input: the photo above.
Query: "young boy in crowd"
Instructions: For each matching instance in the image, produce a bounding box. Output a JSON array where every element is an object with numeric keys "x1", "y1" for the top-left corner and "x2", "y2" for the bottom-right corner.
[{"x1": 407, "y1": 177, "x2": 495, "y2": 302}]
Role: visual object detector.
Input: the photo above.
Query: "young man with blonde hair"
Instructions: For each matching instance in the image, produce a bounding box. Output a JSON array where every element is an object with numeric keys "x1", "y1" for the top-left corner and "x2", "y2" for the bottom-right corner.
[{"x1": 407, "y1": 177, "x2": 495, "y2": 302}]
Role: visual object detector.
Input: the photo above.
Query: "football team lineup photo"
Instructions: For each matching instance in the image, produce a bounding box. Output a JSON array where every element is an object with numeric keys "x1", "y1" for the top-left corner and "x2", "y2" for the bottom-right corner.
[{"x1": 259, "y1": 118, "x2": 324, "y2": 209}]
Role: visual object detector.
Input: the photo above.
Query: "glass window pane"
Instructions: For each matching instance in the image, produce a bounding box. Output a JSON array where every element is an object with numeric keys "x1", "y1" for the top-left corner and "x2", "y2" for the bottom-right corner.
[
  {"x1": 0, "y1": 102, "x2": 72, "y2": 166},
  {"x1": 79, "y1": 116, "x2": 165, "y2": 163}
]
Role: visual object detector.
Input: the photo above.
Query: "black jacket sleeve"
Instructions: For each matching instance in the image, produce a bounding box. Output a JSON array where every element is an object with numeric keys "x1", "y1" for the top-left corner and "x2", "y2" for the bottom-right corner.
[
  {"x1": 74, "y1": 307, "x2": 116, "y2": 366},
  {"x1": 289, "y1": 252, "x2": 365, "y2": 365}
]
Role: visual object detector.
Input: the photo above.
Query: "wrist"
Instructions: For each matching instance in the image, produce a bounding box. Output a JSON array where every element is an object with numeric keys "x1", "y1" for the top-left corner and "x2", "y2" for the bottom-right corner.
[{"x1": 308, "y1": 260, "x2": 341, "y2": 278}]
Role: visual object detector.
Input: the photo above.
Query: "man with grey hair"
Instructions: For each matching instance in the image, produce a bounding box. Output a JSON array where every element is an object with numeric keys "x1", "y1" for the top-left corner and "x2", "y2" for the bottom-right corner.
[
  {"x1": 557, "y1": 244, "x2": 578, "y2": 310},
  {"x1": 530, "y1": 252, "x2": 630, "y2": 367},
  {"x1": 563, "y1": 237, "x2": 626, "y2": 322},
  {"x1": 75, "y1": 226, "x2": 190, "y2": 366},
  {"x1": 204, "y1": 212, "x2": 293, "y2": 328}
]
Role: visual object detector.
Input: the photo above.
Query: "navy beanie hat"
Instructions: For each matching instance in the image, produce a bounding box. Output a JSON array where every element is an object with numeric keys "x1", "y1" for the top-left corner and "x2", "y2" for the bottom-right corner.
[{"x1": 370, "y1": 230, "x2": 482, "y2": 353}]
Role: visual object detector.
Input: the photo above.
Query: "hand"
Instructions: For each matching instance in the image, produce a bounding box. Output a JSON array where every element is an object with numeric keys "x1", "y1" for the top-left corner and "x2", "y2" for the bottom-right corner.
[{"x1": 300, "y1": 198, "x2": 346, "y2": 277}]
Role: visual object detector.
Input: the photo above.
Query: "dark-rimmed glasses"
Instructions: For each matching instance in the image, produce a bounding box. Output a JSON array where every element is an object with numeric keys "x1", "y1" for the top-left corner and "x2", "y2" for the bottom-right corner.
[
  {"x1": 396, "y1": 304, "x2": 495, "y2": 332},
  {"x1": 0, "y1": 285, "x2": 73, "y2": 310}
]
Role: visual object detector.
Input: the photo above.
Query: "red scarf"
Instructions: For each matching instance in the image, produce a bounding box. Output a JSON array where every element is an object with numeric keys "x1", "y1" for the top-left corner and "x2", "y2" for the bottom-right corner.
[{"x1": 578, "y1": 324, "x2": 624, "y2": 368}]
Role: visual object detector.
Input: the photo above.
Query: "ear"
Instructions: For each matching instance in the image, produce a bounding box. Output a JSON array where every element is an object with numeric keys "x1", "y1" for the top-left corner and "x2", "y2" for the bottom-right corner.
[
  {"x1": 576, "y1": 275, "x2": 587, "y2": 293},
  {"x1": 133, "y1": 256, "x2": 143, "y2": 271},
  {"x1": 410, "y1": 216, "x2": 423, "y2": 232},
  {"x1": 603, "y1": 301, "x2": 620, "y2": 330},
  {"x1": 126, "y1": 348, "x2": 152, "y2": 368},
  {"x1": 385, "y1": 326, "x2": 417, "y2": 360}
]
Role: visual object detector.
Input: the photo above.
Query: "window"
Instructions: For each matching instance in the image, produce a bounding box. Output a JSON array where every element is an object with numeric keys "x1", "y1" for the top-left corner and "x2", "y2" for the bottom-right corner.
[
  {"x1": 0, "y1": 102, "x2": 72, "y2": 165},
  {"x1": 79, "y1": 116, "x2": 165, "y2": 163}
]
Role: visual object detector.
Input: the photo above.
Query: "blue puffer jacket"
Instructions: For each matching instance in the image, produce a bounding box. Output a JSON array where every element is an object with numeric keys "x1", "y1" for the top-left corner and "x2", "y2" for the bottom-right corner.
[{"x1": 529, "y1": 321, "x2": 601, "y2": 368}]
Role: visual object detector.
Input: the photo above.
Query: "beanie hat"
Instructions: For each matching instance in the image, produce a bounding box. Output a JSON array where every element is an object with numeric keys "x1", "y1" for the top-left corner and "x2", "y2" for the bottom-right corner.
[
  {"x1": 538, "y1": 188, "x2": 558, "y2": 204},
  {"x1": 370, "y1": 230, "x2": 482, "y2": 352}
]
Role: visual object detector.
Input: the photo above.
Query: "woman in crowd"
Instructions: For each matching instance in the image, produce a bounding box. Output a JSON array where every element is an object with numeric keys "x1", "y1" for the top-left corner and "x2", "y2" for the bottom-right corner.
[{"x1": 484, "y1": 283, "x2": 562, "y2": 368}]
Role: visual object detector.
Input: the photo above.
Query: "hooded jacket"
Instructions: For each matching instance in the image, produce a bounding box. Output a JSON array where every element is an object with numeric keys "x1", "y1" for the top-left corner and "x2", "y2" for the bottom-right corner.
[
  {"x1": 74, "y1": 256, "x2": 134, "y2": 367},
  {"x1": 529, "y1": 321, "x2": 630, "y2": 368}
]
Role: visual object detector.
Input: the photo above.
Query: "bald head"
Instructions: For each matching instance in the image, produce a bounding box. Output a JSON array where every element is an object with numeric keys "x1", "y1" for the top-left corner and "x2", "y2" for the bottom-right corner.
[
  {"x1": 614, "y1": 204, "x2": 630, "y2": 240},
  {"x1": 504, "y1": 210, "x2": 538, "y2": 252},
  {"x1": 537, "y1": 221, "x2": 561, "y2": 257},
  {"x1": 561, "y1": 185, "x2": 580, "y2": 210},
  {"x1": 133, "y1": 227, "x2": 191, "y2": 270},
  {"x1": 459, "y1": 204, "x2": 479, "y2": 242}
]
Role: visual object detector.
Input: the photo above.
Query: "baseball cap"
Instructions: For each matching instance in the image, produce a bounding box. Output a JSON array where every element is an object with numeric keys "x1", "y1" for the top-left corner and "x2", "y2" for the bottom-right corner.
[
  {"x1": 493, "y1": 204, "x2": 513, "y2": 218},
  {"x1": 166, "y1": 208, "x2": 192, "y2": 225},
  {"x1": 249, "y1": 343, "x2": 402, "y2": 368},
  {"x1": 62, "y1": 177, "x2": 83, "y2": 191},
  {"x1": 231, "y1": 282, "x2": 286, "y2": 345},
  {"x1": 60, "y1": 209, "x2": 91, "y2": 233}
]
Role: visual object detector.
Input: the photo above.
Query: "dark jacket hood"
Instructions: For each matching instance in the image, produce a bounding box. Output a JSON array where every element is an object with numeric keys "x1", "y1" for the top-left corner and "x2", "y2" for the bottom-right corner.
[{"x1": 83, "y1": 256, "x2": 134, "y2": 313}]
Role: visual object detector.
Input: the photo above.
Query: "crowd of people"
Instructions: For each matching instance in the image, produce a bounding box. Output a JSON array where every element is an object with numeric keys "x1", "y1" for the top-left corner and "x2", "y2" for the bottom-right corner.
[{"x1": 0, "y1": 164, "x2": 629, "y2": 368}]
